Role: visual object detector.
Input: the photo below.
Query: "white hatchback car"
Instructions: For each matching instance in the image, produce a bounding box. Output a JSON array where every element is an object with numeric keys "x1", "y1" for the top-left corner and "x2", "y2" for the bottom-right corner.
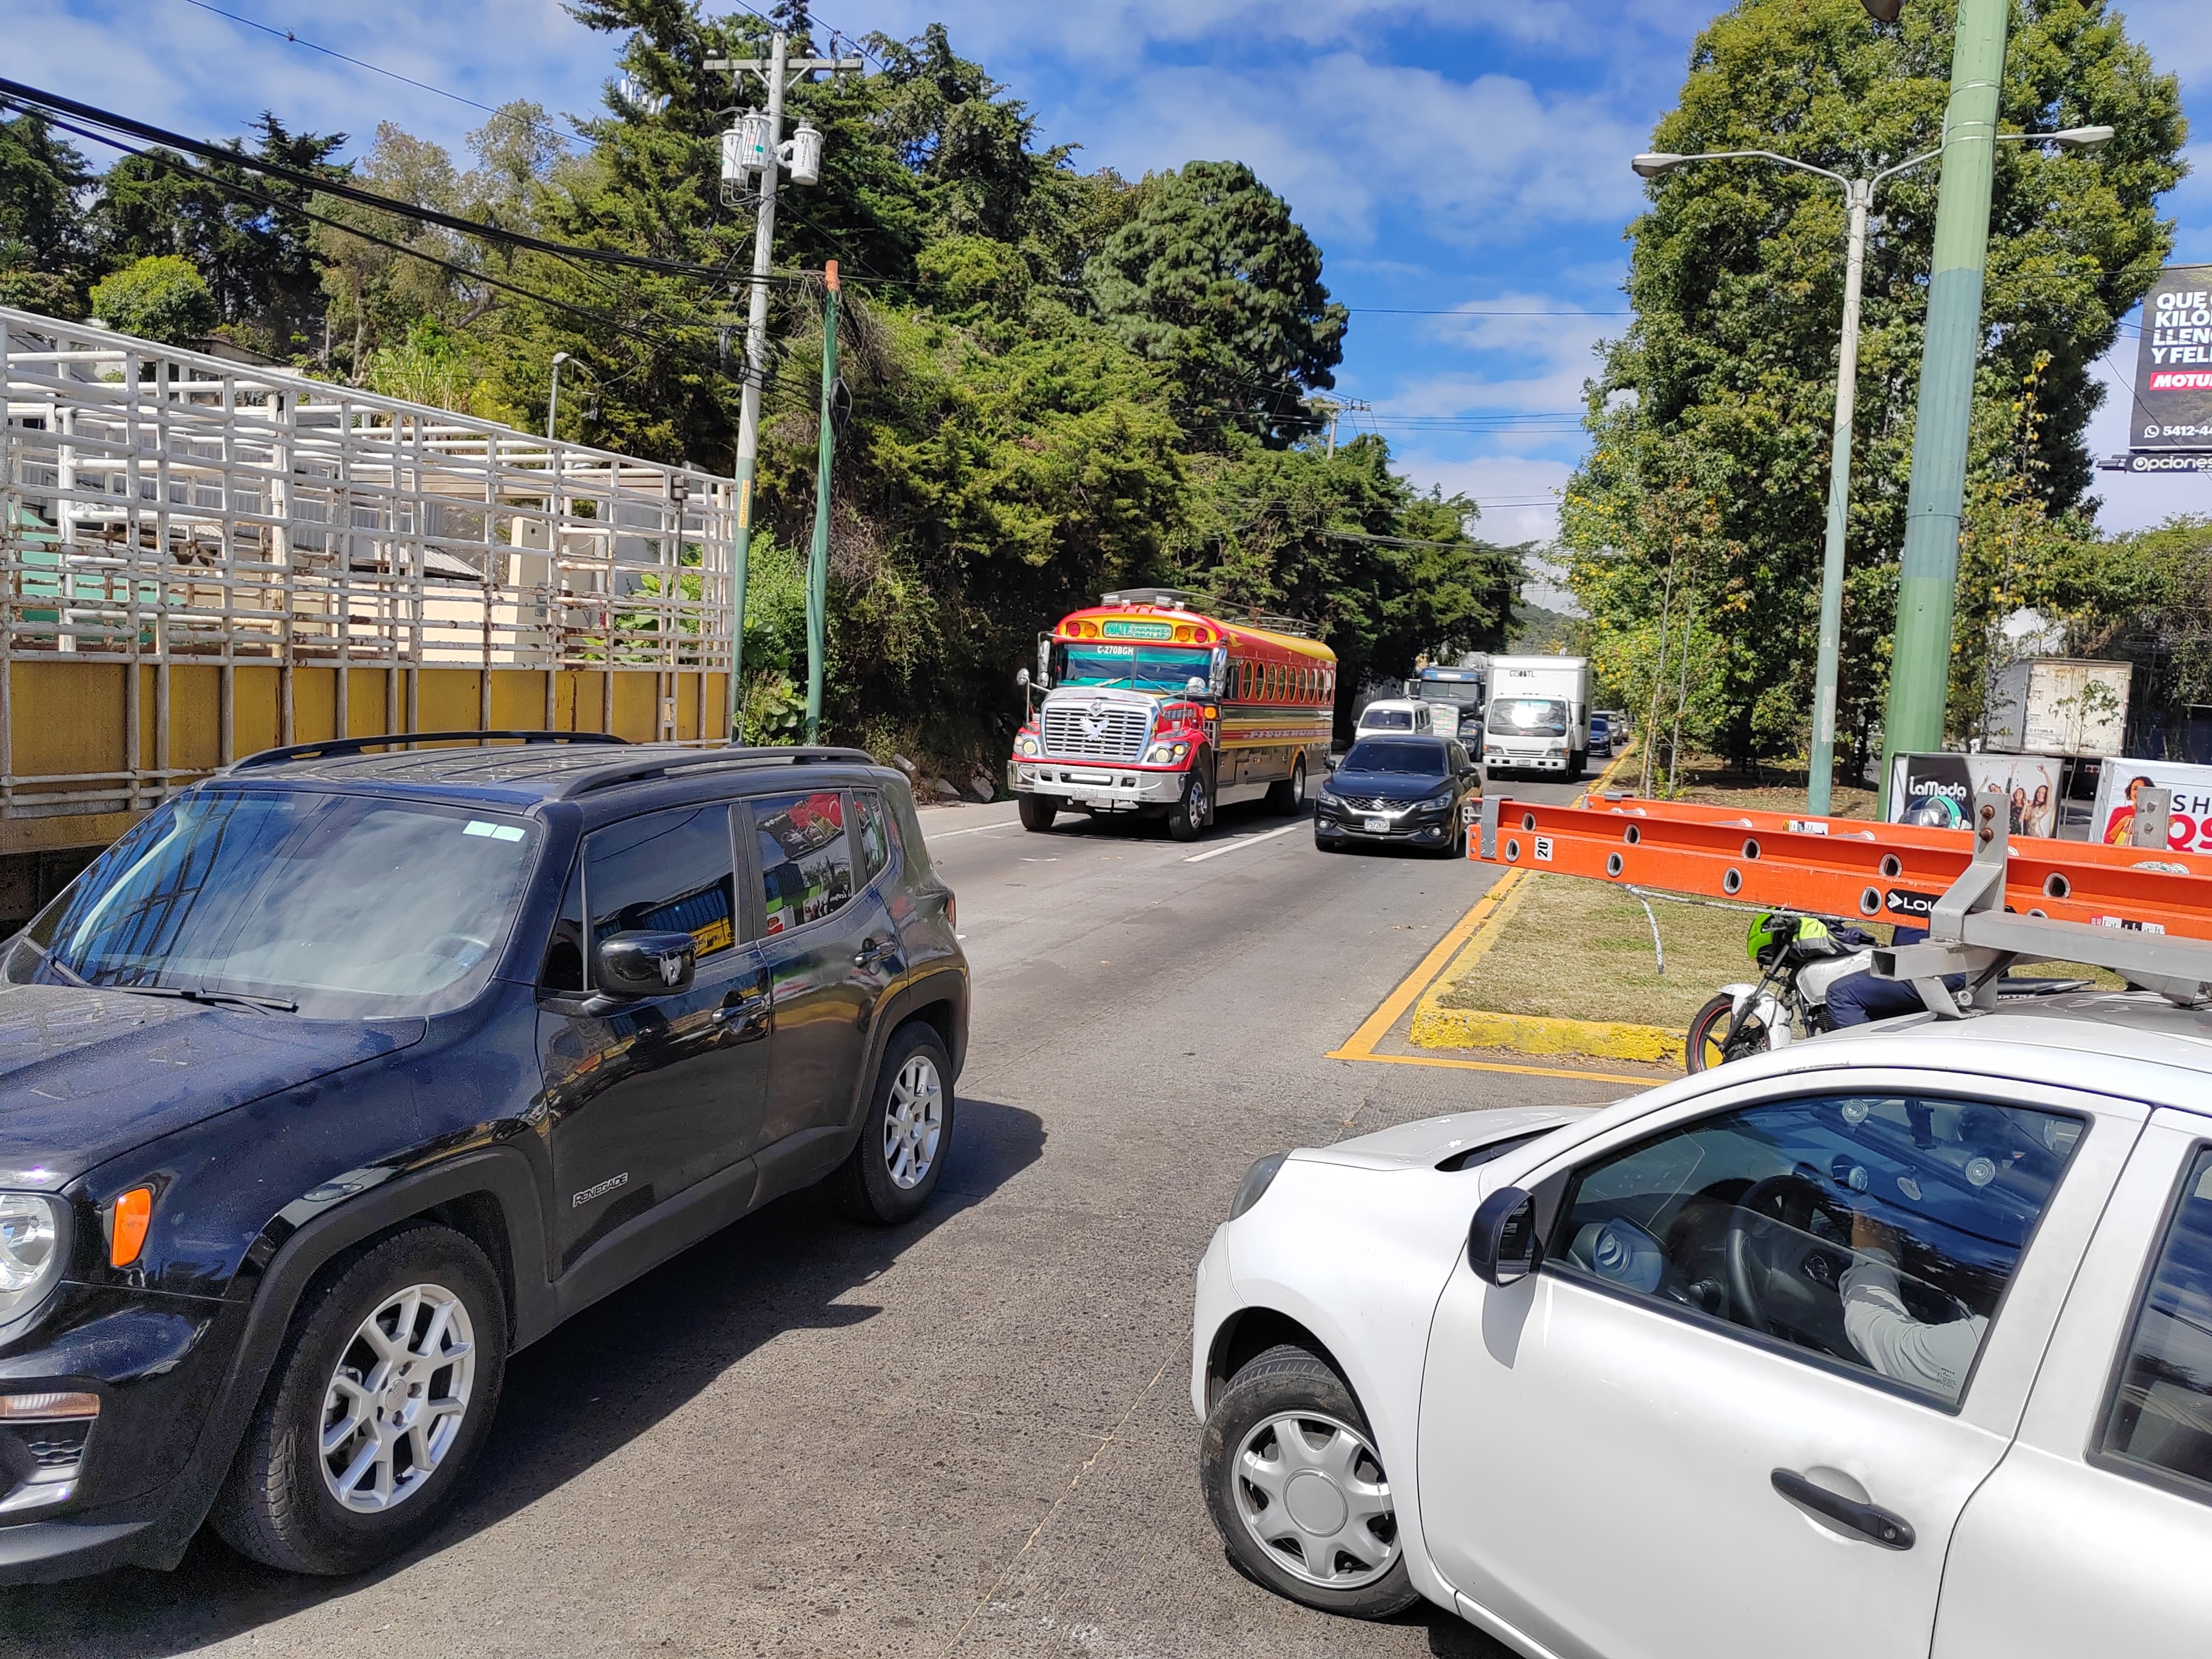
[{"x1": 1194, "y1": 996, "x2": 2212, "y2": 1656}]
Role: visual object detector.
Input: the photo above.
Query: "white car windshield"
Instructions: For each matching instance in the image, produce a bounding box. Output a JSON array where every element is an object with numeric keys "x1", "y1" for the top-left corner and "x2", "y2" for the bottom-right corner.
[
  {"x1": 1362, "y1": 707, "x2": 1415, "y2": 730},
  {"x1": 8, "y1": 789, "x2": 537, "y2": 1016}
]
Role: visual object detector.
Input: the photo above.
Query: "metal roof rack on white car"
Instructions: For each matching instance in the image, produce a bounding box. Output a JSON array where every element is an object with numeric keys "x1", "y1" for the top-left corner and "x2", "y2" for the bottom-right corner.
[{"x1": 1474, "y1": 789, "x2": 2212, "y2": 1011}]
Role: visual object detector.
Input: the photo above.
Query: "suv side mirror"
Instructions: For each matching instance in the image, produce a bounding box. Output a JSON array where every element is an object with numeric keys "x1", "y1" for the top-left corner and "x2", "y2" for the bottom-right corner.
[
  {"x1": 1468, "y1": 1186, "x2": 1544, "y2": 1286},
  {"x1": 595, "y1": 930, "x2": 697, "y2": 997}
]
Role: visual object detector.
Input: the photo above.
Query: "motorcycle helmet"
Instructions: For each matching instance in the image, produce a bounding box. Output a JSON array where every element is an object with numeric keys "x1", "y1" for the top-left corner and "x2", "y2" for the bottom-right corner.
[{"x1": 1747, "y1": 912, "x2": 1799, "y2": 965}]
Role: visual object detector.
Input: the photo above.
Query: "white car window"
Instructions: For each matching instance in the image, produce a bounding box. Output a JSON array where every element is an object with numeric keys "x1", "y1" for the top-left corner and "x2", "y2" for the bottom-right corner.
[
  {"x1": 1552, "y1": 1093, "x2": 2085, "y2": 1404},
  {"x1": 2099, "y1": 1145, "x2": 2212, "y2": 1498}
]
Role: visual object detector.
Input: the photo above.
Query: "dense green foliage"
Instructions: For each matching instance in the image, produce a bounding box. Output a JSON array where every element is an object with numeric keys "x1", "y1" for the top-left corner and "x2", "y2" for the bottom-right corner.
[
  {"x1": 5, "y1": 9, "x2": 1516, "y2": 762},
  {"x1": 1564, "y1": 0, "x2": 2188, "y2": 774},
  {"x1": 89, "y1": 254, "x2": 218, "y2": 343}
]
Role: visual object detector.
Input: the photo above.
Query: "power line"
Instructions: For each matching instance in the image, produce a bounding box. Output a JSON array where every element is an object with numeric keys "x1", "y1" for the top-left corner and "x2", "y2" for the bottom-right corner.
[
  {"x1": 0, "y1": 77, "x2": 813, "y2": 291},
  {"x1": 172, "y1": 0, "x2": 587, "y2": 147}
]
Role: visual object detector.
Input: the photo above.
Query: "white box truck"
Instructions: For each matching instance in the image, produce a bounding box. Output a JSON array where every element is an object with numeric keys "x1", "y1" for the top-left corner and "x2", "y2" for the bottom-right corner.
[
  {"x1": 1483, "y1": 655, "x2": 1592, "y2": 778},
  {"x1": 1983, "y1": 658, "x2": 2131, "y2": 756}
]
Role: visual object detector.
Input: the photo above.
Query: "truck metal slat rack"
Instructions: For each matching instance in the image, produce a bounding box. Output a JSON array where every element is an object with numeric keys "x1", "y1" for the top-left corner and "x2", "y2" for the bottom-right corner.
[{"x1": 1475, "y1": 791, "x2": 2212, "y2": 1013}]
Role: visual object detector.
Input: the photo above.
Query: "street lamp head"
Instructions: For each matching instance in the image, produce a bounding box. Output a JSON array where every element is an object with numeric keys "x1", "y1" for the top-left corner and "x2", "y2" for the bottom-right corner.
[
  {"x1": 551, "y1": 351, "x2": 571, "y2": 367},
  {"x1": 1860, "y1": 0, "x2": 1904, "y2": 22},
  {"x1": 2048, "y1": 125, "x2": 2115, "y2": 151},
  {"x1": 1633, "y1": 152, "x2": 1688, "y2": 179}
]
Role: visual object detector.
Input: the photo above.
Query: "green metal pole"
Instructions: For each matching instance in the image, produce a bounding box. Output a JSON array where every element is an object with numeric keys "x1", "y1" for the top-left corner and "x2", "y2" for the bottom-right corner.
[
  {"x1": 804, "y1": 262, "x2": 839, "y2": 745},
  {"x1": 729, "y1": 461, "x2": 752, "y2": 743},
  {"x1": 1879, "y1": 0, "x2": 2009, "y2": 791}
]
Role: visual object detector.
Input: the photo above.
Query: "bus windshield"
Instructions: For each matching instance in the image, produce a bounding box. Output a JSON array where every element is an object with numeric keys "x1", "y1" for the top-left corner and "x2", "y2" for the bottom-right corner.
[{"x1": 1058, "y1": 643, "x2": 1213, "y2": 692}]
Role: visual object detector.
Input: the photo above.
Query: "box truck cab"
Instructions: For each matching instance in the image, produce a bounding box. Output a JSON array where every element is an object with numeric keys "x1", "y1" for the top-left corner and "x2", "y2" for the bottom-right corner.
[{"x1": 1483, "y1": 655, "x2": 1591, "y2": 778}]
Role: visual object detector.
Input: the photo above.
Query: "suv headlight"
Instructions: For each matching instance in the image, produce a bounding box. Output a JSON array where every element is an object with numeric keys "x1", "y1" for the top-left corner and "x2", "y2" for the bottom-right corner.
[
  {"x1": 0, "y1": 1194, "x2": 64, "y2": 1321},
  {"x1": 1420, "y1": 790, "x2": 1454, "y2": 811},
  {"x1": 1229, "y1": 1153, "x2": 1287, "y2": 1220}
]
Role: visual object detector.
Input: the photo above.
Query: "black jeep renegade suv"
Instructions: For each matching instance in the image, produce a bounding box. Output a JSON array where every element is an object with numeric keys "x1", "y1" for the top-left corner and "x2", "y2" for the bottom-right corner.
[{"x1": 0, "y1": 735, "x2": 966, "y2": 1583}]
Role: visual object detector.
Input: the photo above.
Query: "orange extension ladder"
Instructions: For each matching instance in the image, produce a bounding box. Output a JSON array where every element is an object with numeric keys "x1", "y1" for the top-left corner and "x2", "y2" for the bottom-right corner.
[{"x1": 1471, "y1": 790, "x2": 2212, "y2": 1014}]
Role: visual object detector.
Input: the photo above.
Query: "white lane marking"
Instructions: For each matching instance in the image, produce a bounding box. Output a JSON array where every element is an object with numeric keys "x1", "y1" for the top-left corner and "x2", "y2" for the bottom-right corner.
[
  {"x1": 923, "y1": 817, "x2": 1023, "y2": 841},
  {"x1": 1182, "y1": 820, "x2": 1309, "y2": 864}
]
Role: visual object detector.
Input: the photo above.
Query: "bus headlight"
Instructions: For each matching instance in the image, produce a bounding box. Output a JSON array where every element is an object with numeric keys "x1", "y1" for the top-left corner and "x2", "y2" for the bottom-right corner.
[
  {"x1": 1146, "y1": 743, "x2": 1189, "y2": 765},
  {"x1": 1016, "y1": 736, "x2": 1039, "y2": 757}
]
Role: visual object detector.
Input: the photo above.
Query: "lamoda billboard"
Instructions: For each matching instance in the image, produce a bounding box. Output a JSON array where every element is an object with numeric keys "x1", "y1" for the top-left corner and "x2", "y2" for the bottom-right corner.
[{"x1": 2133, "y1": 264, "x2": 2212, "y2": 453}]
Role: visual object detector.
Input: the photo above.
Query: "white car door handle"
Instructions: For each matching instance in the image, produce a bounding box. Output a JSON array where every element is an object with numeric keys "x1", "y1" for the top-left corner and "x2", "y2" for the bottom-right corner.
[{"x1": 1770, "y1": 1469, "x2": 1915, "y2": 1550}]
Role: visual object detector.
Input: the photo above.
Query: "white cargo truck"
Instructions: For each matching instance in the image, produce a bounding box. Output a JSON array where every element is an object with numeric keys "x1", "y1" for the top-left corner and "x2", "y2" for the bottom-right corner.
[
  {"x1": 1983, "y1": 657, "x2": 2131, "y2": 756},
  {"x1": 1482, "y1": 655, "x2": 1592, "y2": 778}
]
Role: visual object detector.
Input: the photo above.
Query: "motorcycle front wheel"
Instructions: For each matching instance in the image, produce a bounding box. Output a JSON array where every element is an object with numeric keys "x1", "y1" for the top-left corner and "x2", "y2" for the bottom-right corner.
[{"x1": 1686, "y1": 992, "x2": 1769, "y2": 1073}]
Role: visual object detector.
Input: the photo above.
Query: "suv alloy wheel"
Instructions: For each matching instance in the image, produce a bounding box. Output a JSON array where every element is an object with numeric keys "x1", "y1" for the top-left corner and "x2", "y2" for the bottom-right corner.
[
  {"x1": 213, "y1": 1224, "x2": 508, "y2": 1574},
  {"x1": 833, "y1": 1021, "x2": 956, "y2": 1224}
]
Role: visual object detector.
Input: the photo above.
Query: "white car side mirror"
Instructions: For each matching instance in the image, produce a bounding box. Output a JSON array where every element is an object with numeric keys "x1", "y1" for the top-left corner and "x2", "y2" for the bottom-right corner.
[{"x1": 1468, "y1": 1186, "x2": 1544, "y2": 1286}]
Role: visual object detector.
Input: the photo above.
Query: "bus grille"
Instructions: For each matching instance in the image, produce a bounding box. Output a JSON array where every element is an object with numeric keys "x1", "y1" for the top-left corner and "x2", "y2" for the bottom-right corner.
[{"x1": 1042, "y1": 704, "x2": 1150, "y2": 761}]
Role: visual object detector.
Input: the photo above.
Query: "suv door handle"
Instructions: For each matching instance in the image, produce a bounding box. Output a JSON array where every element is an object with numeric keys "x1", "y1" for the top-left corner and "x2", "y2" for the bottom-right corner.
[
  {"x1": 1770, "y1": 1469, "x2": 1915, "y2": 1550},
  {"x1": 713, "y1": 993, "x2": 768, "y2": 1026},
  {"x1": 854, "y1": 938, "x2": 899, "y2": 968}
]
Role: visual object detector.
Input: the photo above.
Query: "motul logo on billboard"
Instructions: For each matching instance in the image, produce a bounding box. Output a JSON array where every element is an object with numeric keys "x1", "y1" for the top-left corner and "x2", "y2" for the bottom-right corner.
[{"x1": 2150, "y1": 371, "x2": 2212, "y2": 390}]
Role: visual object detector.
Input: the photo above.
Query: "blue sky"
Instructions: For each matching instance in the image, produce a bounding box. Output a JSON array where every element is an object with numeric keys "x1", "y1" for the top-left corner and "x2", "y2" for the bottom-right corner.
[{"x1": 15, "y1": 0, "x2": 2212, "y2": 542}]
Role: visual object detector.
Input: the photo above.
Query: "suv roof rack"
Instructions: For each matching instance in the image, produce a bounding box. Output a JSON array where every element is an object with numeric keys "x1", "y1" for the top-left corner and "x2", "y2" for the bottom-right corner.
[
  {"x1": 1475, "y1": 791, "x2": 2212, "y2": 1011},
  {"x1": 551, "y1": 745, "x2": 879, "y2": 799},
  {"x1": 228, "y1": 730, "x2": 629, "y2": 772}
]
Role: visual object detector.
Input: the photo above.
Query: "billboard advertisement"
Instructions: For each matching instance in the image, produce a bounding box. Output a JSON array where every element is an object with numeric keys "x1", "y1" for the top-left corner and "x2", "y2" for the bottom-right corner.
[
  {"x1": 2130, "y1": 265, "x2": 2212, "y2": 453},
  {"x1": 2090, "y1": 760, "x2": 2212, "y2": 853},
  {"x1": 1886, "y1": 752, "x2": 2063, "y2": 838}
]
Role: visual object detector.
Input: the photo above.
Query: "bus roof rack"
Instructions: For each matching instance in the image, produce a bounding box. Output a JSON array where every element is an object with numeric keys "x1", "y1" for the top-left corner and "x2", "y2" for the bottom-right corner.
[
  {"x1": 230, "y1": 730, "x2": 629, "y2": 771},
  {"x1": 1098, "y1": 588, "x2": 1319, "y2": 639},
  {"x1": 1475, "y1": 791, "x2": 2212, "y2": 1013}
]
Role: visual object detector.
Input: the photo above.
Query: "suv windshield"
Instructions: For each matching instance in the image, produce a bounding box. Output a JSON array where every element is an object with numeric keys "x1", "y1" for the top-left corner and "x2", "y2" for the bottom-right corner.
[
  {"x1": 6, "y1": 789, "x2": 538, "y2": 1016},
  {"x1": 1343, "y1": 740, "x2": 1447, "y2": 775},
  {"x1": 1492, "y1": 697, "x2": 1568, "y2": 737}
]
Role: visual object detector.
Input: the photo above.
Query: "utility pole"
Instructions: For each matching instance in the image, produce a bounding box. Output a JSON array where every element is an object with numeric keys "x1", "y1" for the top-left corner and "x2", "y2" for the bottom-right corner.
[
  {"x1": 805, "y1": 262, "x2": 840, "y2": 743},
  {"x1": 1309, "y1": 396, "x2": 1369, "y2": 456},
  {"x1": 1879, "y1": 0, "x2": 2008, "y2": 785},
  {"x1": 707, "y1": 33, "x2": 862, "y2": 741}
]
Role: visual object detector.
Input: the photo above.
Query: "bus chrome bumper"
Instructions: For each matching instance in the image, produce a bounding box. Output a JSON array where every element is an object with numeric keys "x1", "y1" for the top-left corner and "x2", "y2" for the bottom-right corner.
[{"x1": 1011, "y1": 762, "x2": 1184, "y2": 811}]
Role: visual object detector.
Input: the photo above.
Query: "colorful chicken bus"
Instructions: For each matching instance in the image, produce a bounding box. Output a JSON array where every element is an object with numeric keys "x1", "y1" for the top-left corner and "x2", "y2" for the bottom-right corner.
[{"x1": 1008, "y1": 588, "x2": 1336, "y2": 841}]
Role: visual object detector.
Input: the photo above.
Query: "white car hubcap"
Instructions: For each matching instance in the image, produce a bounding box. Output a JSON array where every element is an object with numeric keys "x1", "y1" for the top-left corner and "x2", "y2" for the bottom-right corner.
[
  {"x1": 1233, "y1": 1410, "x2": 1399, "y2": 1589},
  {"x1": 884, "y1": 1054, "x2": 943, "y2": 1190},
  {"x1": 320, "y1": 1283, "x2": 475, "y2": 1513}
]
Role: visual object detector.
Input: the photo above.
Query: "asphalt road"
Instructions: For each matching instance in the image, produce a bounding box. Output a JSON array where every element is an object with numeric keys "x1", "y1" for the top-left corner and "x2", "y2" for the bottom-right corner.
[{"x1": 1, "y1": 772, "x2": 1616, "y2": 1658}]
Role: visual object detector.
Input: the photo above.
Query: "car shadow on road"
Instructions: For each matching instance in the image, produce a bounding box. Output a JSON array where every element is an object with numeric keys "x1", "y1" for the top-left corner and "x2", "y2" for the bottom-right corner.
[{"x1": 0, "y1": 1096, "x2": 1047, "y2": 1657}]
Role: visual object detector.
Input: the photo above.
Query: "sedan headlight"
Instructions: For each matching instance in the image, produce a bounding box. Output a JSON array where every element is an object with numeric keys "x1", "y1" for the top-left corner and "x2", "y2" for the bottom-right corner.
[
  {"x1": 1016, "y1": 735, "x2": 1039, "y2": 757},
  {"x1": 0, "y1": 1194, "x2": 64, "y2": 1321},
  {"x1": 1229, "y1": 1153, "x2": 1287, "y2": 1221},
  {"x1": 1420, "y1": 790, "x2": 1454, "y2": 811}
]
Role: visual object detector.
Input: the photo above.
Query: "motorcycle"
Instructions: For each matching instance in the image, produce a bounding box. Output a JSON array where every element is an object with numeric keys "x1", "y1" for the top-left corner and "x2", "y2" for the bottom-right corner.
[{"x1": 1685, "y1": 912, "x2": 2088, "y2": 1073}]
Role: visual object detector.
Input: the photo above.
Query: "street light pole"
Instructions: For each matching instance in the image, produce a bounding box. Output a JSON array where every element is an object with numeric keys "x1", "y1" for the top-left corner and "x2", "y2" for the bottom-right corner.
[
  {"x1": 546, "y1": 350, "x2": 569, "y2": 442},
  {"x1": 1810, "y1": 178, "x2": 1871, "y2": 813},
  {"x1": 1631, "y1": 123, "x2": 2111, "y2": 813}
]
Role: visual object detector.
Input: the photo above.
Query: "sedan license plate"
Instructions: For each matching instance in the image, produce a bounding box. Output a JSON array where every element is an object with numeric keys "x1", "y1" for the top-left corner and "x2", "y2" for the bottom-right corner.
[{"x1": 1363, "y1": 815, "x2": 1390, "y2": 833}]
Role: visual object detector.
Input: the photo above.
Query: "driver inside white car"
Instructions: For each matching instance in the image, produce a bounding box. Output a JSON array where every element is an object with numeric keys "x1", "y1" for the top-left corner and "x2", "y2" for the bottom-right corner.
[{"x1": 1841, "y1": 1210, "x2": 1989, "y2": 1395}]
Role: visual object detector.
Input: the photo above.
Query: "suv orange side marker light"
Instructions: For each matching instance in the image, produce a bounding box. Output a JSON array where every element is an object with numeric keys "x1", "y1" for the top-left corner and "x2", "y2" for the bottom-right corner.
[{"x1": 109, "y1": 1186, "x2": 153, "y2": 1267}]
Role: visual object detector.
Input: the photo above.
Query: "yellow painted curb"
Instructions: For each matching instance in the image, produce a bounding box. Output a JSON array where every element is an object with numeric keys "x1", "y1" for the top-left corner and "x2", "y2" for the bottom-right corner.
[
  {"x1": 1408, "y1": 1006, "x2": 1687, "y2": 1067},
  {"x1": 1398, "y1": 740, "x2": 1687, "y2": 1075}
]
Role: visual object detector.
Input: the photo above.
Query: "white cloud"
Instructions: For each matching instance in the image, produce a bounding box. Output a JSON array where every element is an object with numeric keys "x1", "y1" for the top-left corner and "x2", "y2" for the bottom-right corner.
[{"x1": 1390, "y1": 451, "x2": 1575, "y2": 548}]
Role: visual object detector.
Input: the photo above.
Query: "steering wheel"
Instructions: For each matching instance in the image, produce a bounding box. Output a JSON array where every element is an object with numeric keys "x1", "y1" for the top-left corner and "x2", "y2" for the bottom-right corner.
[{"x1": 1725, "y1": 1174, "x2": 1860, "y2": 1354}]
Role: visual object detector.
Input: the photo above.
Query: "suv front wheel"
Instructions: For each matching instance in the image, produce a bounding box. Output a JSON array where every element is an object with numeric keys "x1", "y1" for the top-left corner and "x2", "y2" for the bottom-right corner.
[
  {"x1": 213, "y1": 1223, "x2": 508, "y2": 1575},
  {"x1": 833, "y1": 1021, "x2": 956, "y2": 1224}
]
